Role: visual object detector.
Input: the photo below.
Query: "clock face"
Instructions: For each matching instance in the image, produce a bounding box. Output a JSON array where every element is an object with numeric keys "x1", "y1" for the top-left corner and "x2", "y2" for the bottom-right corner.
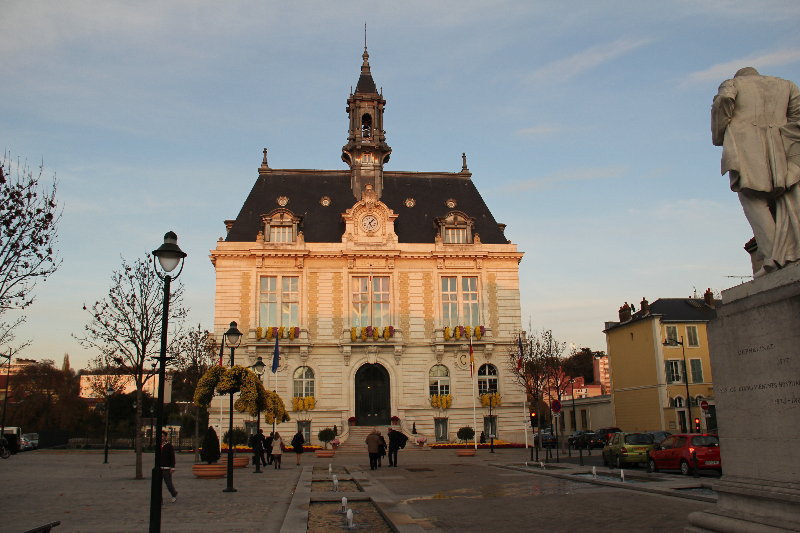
[{"x1": 361, "y1": 215, "x2": 379, "y2": 232}]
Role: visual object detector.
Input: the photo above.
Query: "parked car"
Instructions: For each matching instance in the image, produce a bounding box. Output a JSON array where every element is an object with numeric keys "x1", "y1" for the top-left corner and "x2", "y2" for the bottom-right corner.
[
  {"x1": 23, "y1": 433, "x2": 39, "y2": 450},
  {"x1": 533, "y1": 430, "x2": 557, "y2": 448},
  {"x1": 645, "y1": 431, "x2": 672, "y2": 445},
  {"x1": 602, "y1": 432, "x2": 655, "y2": 468},
  {"x1": 567, "y1": 430, "x2": 593, "y2": 449},
  {"x1": 582, "y1": 427, "x2": 621, "y2": 449},
  {"x1": 648, "y1": 434, "x2": 721, "y2": 476},
  {"x1": 20, "y1": 436, "x2": 34, "y2": 452}
]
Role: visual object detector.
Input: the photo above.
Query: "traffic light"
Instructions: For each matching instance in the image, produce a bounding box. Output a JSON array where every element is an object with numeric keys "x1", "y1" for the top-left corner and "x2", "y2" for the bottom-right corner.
[
  {"x1": 530, "y1": 412, "x2": 538, "y2": 429},
  {"x1": 694, "y1": 418, "x2": 701, "y2": 432}
]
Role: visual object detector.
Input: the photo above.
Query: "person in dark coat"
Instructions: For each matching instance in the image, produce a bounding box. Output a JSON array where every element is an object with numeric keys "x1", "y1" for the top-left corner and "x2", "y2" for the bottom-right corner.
[
  {"x1": 365, "y1": 429, "x2": 381, "y2": 470},
  {"x1": 377, "y1": 431, "x2": 387, "y2": 467},
  {"x1": 160, "y1": 430, "x2": 178, "y2": 503},
  {"x1": 387, "y1": 427, "x2": 407, "y2": 467},
  {"x1": 265, "y1": 432, "x2": 274, "y2": 465},
  {"x1": 291, "y1": 430, "x2": 305, "y2": 465},
  {"x1": 254, "y1": 429, "x2": 267, "y2": 467}
]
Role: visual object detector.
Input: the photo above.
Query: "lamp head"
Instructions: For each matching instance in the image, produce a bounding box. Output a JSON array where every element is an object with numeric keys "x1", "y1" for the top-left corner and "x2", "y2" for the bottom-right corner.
[
  {"x1": 252, "y1": 356, "x2": 266, "y2": 374},
  {"x1": 106, "y1": 386, "x2": 115, "y2": 396},
  {"x1": 152, "y1": 231, "x2": 187, "y2": 273},
  {"x1": 225, "y1": 321, "x2": 242, "y2": 347}
]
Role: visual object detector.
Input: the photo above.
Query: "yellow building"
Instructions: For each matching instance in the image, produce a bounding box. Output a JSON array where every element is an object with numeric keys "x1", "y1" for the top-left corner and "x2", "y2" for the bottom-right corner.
[{"x1": 603, "y1": 291, "x2": 718, "y2": 433}]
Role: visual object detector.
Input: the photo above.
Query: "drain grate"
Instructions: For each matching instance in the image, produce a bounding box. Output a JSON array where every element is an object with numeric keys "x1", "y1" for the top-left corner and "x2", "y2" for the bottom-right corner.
[{"x1": 405, "y1": 467, "x2": 434, "y2": 472}]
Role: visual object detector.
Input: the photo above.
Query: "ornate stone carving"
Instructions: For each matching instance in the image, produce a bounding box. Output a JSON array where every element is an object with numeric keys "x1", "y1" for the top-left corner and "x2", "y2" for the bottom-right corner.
[
  {"x1": 366, "y1": 345, "x2": 379, "y2": 365},
  {"x1": 348, "y1": 258, "x2": 354, "y2": 269},
  {"x1": 296, "y1": 256, "x2": 304, "y2": 269},
  {"x1": 256, "y1": 257, "x2": 263, "y2": 268},
  {"x1": 437, "y1": 258, "x2": 444, "y2": 269},
  {"x1": 476, "y1": 258, "x2": 483, "y2": 269}
]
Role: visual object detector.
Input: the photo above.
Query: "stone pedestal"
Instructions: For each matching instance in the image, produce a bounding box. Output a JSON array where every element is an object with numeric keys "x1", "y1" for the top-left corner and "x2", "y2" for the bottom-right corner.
[{"x1": 687, "y1": 265, "x2": 800, "y2": 532}]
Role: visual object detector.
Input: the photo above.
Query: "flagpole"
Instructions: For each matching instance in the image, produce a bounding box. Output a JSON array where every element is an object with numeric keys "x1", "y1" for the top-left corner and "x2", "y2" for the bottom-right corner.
[{"x1": 471, "y1": 335, "x2": 477, "y2": 450}]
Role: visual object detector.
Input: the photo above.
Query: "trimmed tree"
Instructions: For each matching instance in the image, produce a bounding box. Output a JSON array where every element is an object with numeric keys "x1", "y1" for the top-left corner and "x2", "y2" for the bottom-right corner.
[
  {"x1": 318, "y1": 427, "x2": 335, "y2": 449},
  {"x1": 200, "y1": 427, "x2": 221, "y2": 464},
  {"x1": 457, "y1": 426, "x2": 475, "y2": 447}
]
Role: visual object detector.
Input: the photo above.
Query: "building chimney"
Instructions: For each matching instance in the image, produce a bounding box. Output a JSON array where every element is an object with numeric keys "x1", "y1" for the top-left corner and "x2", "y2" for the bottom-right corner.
[
  {"x1": 640, "y1": 297, "x2": 649, "y2": 315},
  {"x1": 704, "y1": 288, "x2": 715, "y2": 308},
  {"x1": 618, "y1": 302, "x2": 631, "y2": 322}
]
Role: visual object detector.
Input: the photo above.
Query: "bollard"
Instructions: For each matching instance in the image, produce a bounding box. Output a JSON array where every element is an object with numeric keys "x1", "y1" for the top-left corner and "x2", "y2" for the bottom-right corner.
[
  {"x1": 592, "y1": 466, "x2": 596, "y2": 479},
  {"x1": 347, "y1": 508, "x2": 354, "y2": 528},
  {"x1": 692, "y1": 451, "x2": 699, "y2": 478},
  {"x1": 333, "y1": 479, "x2": 339, "y2": 492},
  {"x1": 621, "y1": 469, "x2": 625, "y2": 482},
  {"x1": 540, "y1": 461, "x2": 544, "y2": 470},
  {"x1": 341, "y1": 497, "x2": 347, "y2": 513},
  {"x1": 329, "y1": 464, "x2": 332, "y2": 476}
]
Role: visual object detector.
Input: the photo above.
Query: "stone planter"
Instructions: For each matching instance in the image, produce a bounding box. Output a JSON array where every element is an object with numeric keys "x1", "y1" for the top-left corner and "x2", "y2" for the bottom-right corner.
[
  {"x1": 315, "y1": 449, "x2": 335, "y2": 458},
  {"x1": 192, "y1": 463, "x2": 227, "y2": 479},
  {"x1": 456, "y1": 449, "x2": 476, "y2": 457},
  {"x1": 391, "y1": 419, "x2": 399, "y2": 426},
  {"x1": 233, "y1": 457, "x2": 249, "y2": 469}
]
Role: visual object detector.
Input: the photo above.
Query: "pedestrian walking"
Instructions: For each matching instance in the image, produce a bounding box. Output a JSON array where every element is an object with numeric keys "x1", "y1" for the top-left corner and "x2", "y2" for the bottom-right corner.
[
  {"x1": 254, "y1": 429, "x2": 267, "y2": 467},
  {"x1": 387, "y1": 427, "x2": 407, "y2": 467},
  {"x1": 377, "y1": 431, "x2": 387, "y2": 467},
  {"x1": 291, "y1": 430, "x2": 305, "y2": 466},
  {"x1": 271, "y1": 432, "x2": 285, "y2": 469},
  {"x1": 265, "y1": 432, "x2": 274, "y2": 465},
  {"x1": 160, "y1": 430, "x2": 178, "y2": 503},
  {"x1": 365, "y1": 429, "x2": 381, "y2": 470}
]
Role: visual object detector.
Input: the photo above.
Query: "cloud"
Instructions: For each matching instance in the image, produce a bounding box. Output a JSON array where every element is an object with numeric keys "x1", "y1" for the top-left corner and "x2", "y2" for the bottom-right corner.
[
  {"x1": 526, "y1": 38, "x2": 653, "y2": 85},
  {"x1": 516, "y1": 123, "x2": 563, "y2": 137},
  {"x1": 682, "y1": 49, "x2": 800, "y2": 86},
  {"x1": 501, "y1": 165, "x2": 629, "y2": 193}
]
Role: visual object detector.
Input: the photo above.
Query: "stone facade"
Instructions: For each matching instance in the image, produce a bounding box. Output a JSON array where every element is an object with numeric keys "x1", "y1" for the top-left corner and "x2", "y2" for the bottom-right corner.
[{"x1": 208, "y1": 48, "x2": 525, "y2": 446}]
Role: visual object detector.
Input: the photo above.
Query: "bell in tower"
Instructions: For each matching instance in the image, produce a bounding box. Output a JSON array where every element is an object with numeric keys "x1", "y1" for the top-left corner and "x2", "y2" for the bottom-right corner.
[{"x1": 342, "y1": 45, "x2": 391, "y2": 200}]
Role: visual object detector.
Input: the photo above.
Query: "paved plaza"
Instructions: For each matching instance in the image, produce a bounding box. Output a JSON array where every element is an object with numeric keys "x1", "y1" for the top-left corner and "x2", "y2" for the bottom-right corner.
[{"x1": 1, "y1": 448, "x2": 715, "y2": 533}]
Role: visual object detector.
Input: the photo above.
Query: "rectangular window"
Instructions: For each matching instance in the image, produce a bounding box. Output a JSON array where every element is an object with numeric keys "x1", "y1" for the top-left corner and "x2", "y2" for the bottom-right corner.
[
  {"x1": 269, "y1": 226, "x2": 292, "y2": 242},
  {"x1": 260, "y1": 276, "x2": 299, "y2": 328},
  {"x1": 483, "y1": 416, "x2": 497, "y2": 438},
  {"x1": 444, "y1": 228, "x2": 467, "y2": 244},
  {"x1": 690, "y1": 359, "x2": 704, "y2": 383},
  {"x1": 686, "y1": 325, "x2": 699, "y2": 347},
  {"x1": 580, "y1": 410, "x2": 587, "y2": 429},
  {"x1": 569, "y1": 410, "x2": 576, "y2": 431},
  {"x1": 462, "y1": 277, "x2": 479, "y2": 327},
  {"x1": 442, "y1": 277, "x2": 458, "y2": 328},
  {"x1": 665, "y1": 326, "x2": 678, "y2": 345},
  {"x1": 665, "y1": 360, "x2": 681, "y2": 384},
  {"x1": 351, "y1": 276, "x2": 390, "y2": 329}
]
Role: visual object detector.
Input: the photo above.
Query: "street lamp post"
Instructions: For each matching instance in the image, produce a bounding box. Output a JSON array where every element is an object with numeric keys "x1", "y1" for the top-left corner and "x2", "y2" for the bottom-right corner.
[
  {"x1": 150, "y1": 406, "x2": 155, "y2": 450},
  {"x1": 488, "y1": 389, "x2": 495, "y2": 454},
  {"x1": 663, "y1": 336, "x2": 692, "y2": 432},
  {"x1": 148, "y1": 231, "x2": 186, "y2": 533},
  {"x1": 1, "y1": 351, "x2": 11, "y2": 444},
  {"x1": 103, "y1": 386, "x2": 115, "y2": 464},
  {"x1": 251, "y1": 356, "x2": 266, "y2": 474},
  {"x1": 222, "y1": 321, "x2": 242, "y2": 493}
]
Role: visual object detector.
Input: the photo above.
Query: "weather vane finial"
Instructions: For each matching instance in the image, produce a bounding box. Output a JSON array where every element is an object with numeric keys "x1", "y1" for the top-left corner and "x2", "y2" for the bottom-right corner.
[{"x1": 364, "y1": 23, "x2": 367, "y2": 51}]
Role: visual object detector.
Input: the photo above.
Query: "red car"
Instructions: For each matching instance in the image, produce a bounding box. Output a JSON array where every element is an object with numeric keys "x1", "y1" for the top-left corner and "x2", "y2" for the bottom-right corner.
[{"x1": 648, "y1": 433, "x2": 721, "y2": 476}]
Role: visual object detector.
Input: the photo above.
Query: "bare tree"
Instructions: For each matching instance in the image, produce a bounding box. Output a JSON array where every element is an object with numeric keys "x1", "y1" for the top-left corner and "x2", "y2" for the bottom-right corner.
[
  {"x1": 0, "y1": 153, "x2": 61, "y2": 353},
  {"x1": 85, "y1": 354, "x2": 127, "y2": 399},
  {"x1": 75, "y1": 256, "x2": 187, "y2": 479},
  {"x1": 171, "y1": 324, "x2": 217, "y2": 462}
]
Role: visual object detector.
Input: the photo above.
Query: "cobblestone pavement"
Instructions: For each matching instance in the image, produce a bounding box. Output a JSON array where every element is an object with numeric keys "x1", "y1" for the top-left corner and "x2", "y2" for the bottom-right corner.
[{"x1": 2, "y1": 447, "x2": 713, "y2": 532}]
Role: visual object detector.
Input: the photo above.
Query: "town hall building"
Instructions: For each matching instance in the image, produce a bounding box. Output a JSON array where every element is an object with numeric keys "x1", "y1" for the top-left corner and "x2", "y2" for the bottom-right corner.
[{"x1": 209, "y1": 47, "x2": 525, "y2": 446}]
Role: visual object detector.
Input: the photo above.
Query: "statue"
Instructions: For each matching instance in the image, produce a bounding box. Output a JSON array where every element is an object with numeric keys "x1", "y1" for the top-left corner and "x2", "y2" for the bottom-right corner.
[{"x1": 712, "y1": 67, "x2": 800, "y2": 276}]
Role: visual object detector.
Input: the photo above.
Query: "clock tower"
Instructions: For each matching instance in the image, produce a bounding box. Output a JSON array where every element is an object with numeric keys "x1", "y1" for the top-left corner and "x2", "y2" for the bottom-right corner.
[{"x1": 342, "y1": 46, "x2": 392, "y2": 201}]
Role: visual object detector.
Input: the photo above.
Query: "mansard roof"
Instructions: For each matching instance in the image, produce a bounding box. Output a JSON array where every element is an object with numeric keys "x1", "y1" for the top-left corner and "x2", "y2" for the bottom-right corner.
[{"x1": 225, "y1": 169, "x2": 508, "y2": 245}]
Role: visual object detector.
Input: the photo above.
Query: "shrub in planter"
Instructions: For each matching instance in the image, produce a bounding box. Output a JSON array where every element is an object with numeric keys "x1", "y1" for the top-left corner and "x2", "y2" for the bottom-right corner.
[
  {"x1": 456, "y1": 426, "x2": 475, "y2": 447},
  {"x1": 223, "y1": 427, "x2": 248, "y2": 455},
  {"x1": 318, "y1": 427, "x2": 336, "y2": 449},
  {"x1": 200, "y1": 427, "x2": 221, "y2": 464}
]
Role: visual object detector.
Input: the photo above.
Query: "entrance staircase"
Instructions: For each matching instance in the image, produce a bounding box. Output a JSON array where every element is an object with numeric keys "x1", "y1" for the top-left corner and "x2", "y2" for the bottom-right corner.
[{"x1": 337, "y1": 426, "x2": 375, "y2": 452}]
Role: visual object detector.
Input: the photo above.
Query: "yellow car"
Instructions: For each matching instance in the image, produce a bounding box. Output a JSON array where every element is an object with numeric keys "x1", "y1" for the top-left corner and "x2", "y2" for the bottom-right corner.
[{"x1": 602, "y1": 432, "x2": 655, "y2": 468}]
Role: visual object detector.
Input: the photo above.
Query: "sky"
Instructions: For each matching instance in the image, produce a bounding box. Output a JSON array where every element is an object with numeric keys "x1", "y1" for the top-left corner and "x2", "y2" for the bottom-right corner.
[{"x1": 2, "y1": 0, "x2": 799, "y2": 370}]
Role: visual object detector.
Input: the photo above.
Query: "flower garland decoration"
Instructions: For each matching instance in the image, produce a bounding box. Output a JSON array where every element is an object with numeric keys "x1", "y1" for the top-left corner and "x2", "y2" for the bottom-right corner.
[
  {"x1": 430, "y1": 394, "x2": 440, "y2": 409},
  {"x1": 266, "y1": 327, "x2": 274, "y2": 341},
  {"x1": 303, "y1": 396, "x2": 315, "y2": 410},
  {"x1": 383, "y1": 326, "x2": 390, "y2": 340},
  {"x1": 440, "y1": 393, "x2": 452, "y2": 409},
  {"x1": 256, "y1": 327, "x2": 263, "y2": 340},
  {"x1": 351, "y1": 327, "x2": 357, "y2": 342},
  {"x1": 454, "y1": 326, "x2": 461, "y2": 340},
  {"x1": 295, "y1": 327, "x2": 300, "y2": 338},
  {"x1": 278, "y1": 326, "x2": 285, "y2": 339},
  {"x1": 361, "y1": 327, "x2": 368, "y2": 341},
  {"x1": 465, "y1": 326, "x2": 471, "y2": 339},
  {"x1": 389, "y1": 326, "x2": 394, "y2": 337},
  {"x1": 475, "y1": 326, "x2": 484, "y2": 341},
  {"x1": 366, "y1": 326, "x2": 373, "y2": 339},
  {"x1": 444, "y1": 327, "x2": 451, "y2": 341},
  {"x1": 292, "y1": 396, "x2": 303, "y2": 411},
  {"x1": 373, "y1": 326, "x2": 379, "y2": 341},
  {"x1": 194, "y1": 365, "x2": 290, "y2": 424},
  {"x1": 479, "y1": 392, "x2": 501, "y2": 408},
  {"x1": 289, "y1": 327, "x2": 295, "y2": 340}
]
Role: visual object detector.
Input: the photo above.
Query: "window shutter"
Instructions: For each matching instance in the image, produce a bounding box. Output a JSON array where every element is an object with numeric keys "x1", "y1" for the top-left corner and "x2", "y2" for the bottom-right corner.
[
  {"x1": 665, "y1": 361, "x2": 672, "y2": 384},
  {"x1": 680, "y1": 361, "x2": 687, "y2": 383}
]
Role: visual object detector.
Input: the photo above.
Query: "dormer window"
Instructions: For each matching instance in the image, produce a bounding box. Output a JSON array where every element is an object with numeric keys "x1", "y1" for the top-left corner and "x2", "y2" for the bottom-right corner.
[
  {"x1": 435, "y1": 211, "x2": 475, "y2": 244},
  {"x1": 361, "y1": 113, "x2": 372, "y2": 139},
  {"x1": 262, "y1": 209, "x2": 302, "y2": 244}
]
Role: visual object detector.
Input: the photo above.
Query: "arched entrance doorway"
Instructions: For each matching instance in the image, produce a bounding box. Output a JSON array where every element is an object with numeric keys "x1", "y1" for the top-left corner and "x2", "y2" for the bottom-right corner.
[{"x1": 355, "y1": 363, "x2": 390, "y2": 426}]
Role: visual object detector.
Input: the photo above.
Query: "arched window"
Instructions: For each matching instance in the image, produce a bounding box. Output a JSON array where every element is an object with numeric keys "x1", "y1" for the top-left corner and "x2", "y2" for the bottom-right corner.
[
  {"x1": 293, "y1": 367, "x2": 315, "y2": 398},
  {"x1": 361, "y1": 113, "x2": 372, "y2": 139},
  {"x1": 429, "y1": 365, "x2": 450, "y2": 396},
  {"x1": 673, "y1": 396, "x2": 685, "y2": 408},
  {"x1": 478, "y1": 364, "x2": 498, "y2": 394}
]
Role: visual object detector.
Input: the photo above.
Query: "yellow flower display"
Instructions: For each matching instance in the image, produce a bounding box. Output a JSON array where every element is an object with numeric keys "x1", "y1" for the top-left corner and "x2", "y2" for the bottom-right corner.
[
  {"x1": 454, "y1": 326, "x2": 461, "y2": 340},
  {"x1": 351, "y1": 327, "x2": 357, "y2": 342},
  {"x1": 383, "y1": 326, "x2": 390, "y2": 340},
  {"x1": 278, "y1": 326, "x2": 285, "y2": 339},
  {"x1": 194, "y1": 365, "x2": 290, "y2": 424},
  {"x1": 373, "y1": 326, "x2": 379, "y2": 341},
  {"x1": 444, "y1": 327, "x2": 450, "y2": 341},
  {"x1": 289, "y1": 327, "x2": 295, "y2": 340},
  {"x1": 430, "y1": 394, "x2": 440, "y2": 409},
  {"x1": 465, "y1": 326, "x2": 471, "y2": 339},
  {"x1": 440, "y1": 394, "x2": 452, "y2": 409},
  {"x1": 480, "y1": 392, "x2": 501, "y2": 408},
  {"x1": 292, "y1": 396, "x2": 303, "y2": 411},
  {"x1": 303, "y1": 396, "x2": 315, "y2": 411},
  {"x1": 256, "y1": 327, "x2": 263, "y2": 340},
  {"x1": 266, "y1": 327, "x2": 273, "y2": 341},
  {"x1": 361, "y1": 327, "x2": 367, "y2": 341},
  {"x1": 475, "y1": 326, "x2": 482, "y2": 341}
]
